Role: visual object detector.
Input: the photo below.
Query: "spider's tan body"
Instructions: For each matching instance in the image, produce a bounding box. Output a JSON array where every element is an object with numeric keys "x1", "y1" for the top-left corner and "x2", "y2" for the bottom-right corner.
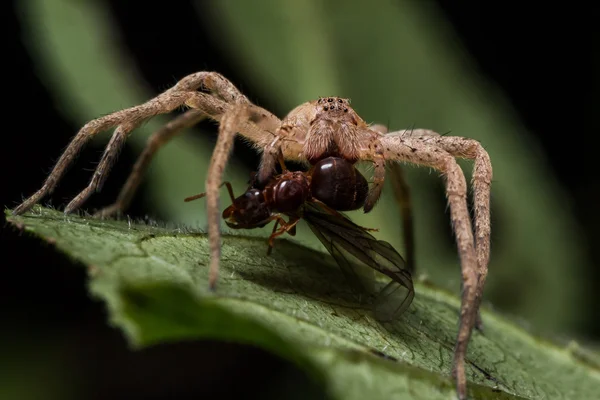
[
  {"x1": 279, "y1": 97, "x2": 370, "y2": 164},
  {"x1": 13, "y1": 72, "x2": 492, "y2": 400}
]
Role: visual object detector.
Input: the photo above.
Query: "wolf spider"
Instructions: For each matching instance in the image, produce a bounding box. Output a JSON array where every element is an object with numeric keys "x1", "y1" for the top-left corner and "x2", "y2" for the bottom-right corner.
[{"x1": 13, "y1": 71, "x2": 492, "y2": 399}]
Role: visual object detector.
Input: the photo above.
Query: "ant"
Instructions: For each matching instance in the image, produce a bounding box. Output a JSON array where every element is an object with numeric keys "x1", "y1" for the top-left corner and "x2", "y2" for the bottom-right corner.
[
  {"x1": 185, "y1": 155, "x2": 415, "y2": 321},
  {"x1": 185, "y1": 155, "x2": 373, "y2": 250}
]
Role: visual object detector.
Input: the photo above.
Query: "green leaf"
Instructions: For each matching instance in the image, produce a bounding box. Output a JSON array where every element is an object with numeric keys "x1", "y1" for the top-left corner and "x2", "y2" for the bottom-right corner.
[{"x1": 6, "y1": 207, "x2": 599, "y2": 400}]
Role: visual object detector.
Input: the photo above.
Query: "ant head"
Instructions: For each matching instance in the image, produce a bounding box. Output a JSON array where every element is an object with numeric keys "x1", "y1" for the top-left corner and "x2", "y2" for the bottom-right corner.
[{"x1": 222, "y1": 188, "x2": 270, "y2": 229}]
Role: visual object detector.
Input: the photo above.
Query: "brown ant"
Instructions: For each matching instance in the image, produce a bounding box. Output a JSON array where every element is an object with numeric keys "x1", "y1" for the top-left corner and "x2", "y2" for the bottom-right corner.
[
  {"x1": 185, "y1": 156, "x2": 373, "y2": 252},
  {"x1": 185, "y1": 156, "x2": 415, "y2": 321}
]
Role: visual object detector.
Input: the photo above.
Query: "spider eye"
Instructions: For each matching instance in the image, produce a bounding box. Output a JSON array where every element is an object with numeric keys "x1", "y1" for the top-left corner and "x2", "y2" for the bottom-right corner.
[
  {"x1": 338, "y1": 99, "x2": 343, "y2": 103},
  {"x1": 328, "y1": 98, "x2": 333, "y2": 102}
]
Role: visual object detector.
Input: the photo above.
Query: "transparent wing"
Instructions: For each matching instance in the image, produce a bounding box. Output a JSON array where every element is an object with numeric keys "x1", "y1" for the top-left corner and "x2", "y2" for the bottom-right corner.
[{"x1": 302, "y1": 202, "x2": 415, "y2": 321}]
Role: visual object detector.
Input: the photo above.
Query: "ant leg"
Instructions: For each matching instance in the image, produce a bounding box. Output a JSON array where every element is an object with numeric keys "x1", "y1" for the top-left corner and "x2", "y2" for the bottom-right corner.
[
  {"x1": 267, "y1": 216, "x2": 301, "y2": 249},
  {"x1": 183, "y1": 181, "x2": 234, "y2": 203},
  {"x1": 222, "y1": 182, "x2": 237, "y2": 203},
  {"x1": 266, "y1": 219, "x2": 280, "y2": 256}
]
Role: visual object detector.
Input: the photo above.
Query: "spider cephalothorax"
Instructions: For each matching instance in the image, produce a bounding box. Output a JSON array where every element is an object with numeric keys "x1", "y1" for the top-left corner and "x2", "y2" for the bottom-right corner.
[
  {"x1": 290, "y1": 97, "x2": 366, "y2": 164},
  {"x1": 258, "y1": 96, "x2": 386, "y2": 211},
  {"x1": 13, "y1": 71, "x2": 492, "y2": 400}
]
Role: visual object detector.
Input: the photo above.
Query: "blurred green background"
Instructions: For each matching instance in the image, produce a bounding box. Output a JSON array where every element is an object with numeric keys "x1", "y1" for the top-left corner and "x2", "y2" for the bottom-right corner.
[{"x1": 2, "y1": 0, "x2": 597, "y2": 399}]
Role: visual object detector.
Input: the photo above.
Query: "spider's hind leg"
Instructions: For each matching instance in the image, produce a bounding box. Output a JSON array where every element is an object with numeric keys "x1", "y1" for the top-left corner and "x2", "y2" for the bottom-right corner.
[
  {"x1": 389, "y1": 163, "x2": 415, "y2": 275},
  {"x1": 367, "y1": 123, "x2": 416, "y2": 273}
]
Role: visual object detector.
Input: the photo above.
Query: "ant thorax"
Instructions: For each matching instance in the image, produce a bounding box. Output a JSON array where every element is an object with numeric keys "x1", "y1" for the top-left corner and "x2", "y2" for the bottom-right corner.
[{"x1": 264, "y1": 171, "x2": 310, "y2": 213}]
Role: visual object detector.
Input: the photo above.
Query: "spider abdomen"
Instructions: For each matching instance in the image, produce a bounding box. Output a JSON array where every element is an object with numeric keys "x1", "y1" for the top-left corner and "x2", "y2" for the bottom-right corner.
[{"x1": 310, "y1": 157, "x2": 368, "y2": 211}]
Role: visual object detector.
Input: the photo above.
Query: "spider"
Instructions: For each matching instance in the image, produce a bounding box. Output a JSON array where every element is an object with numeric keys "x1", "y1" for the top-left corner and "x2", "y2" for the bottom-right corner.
[{"x1": 13, "y1": 71, "x2": 492, "y2": 400}]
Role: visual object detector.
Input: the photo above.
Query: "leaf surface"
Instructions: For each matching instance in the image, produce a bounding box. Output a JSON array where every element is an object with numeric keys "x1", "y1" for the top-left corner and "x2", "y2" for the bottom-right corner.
[{"x1": 6, "y1": 207, "x2": 599, "y2": 400}]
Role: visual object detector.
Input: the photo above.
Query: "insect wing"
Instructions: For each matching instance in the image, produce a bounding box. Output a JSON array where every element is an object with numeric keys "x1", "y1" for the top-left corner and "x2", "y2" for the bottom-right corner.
[
  {"x1": 302, "y1": 203, "x2": 415, "y2": 321},
  {"x1": 304, "y1": 207, "x2": 377, "y2": 295}
]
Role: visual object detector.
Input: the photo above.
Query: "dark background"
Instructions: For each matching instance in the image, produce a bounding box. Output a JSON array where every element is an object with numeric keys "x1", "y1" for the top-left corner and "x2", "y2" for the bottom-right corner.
[{"x1": 2, "y1": 1, "x2": 598, "y2": 399}]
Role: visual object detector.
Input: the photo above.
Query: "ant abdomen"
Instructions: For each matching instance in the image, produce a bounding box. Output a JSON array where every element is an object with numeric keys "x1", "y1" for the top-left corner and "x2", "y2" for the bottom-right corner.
[{"x1": 310, "y1": 157, "x2": 368, "y2": 211}]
